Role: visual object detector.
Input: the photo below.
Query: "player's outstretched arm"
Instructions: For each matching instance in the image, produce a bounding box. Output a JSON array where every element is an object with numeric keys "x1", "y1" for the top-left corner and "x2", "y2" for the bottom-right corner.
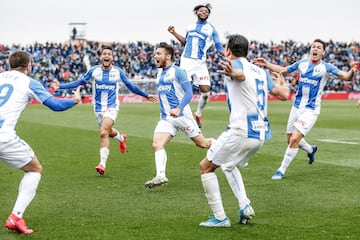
[
  {"x1": 254, "y1": 58, "x2": 287, "y2": 73},
  {"x1": 147, "y1": 94, "x2": 159, "y2": 103},
  {"x1": 43, "y1": 86, "x2": 81, "y2": 111},
  {"x1": 270, "y1": 72, "x2": 290, "y2": 101},
  {"x1": 168, "y1": 25, "x2": 186, "y2": 45},
  {"x1": 338, "y1": 59, "x2": 358, "y2": 81}
]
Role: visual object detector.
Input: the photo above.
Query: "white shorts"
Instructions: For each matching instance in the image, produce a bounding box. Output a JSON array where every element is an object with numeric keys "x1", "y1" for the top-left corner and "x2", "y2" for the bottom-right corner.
[
  {"x1": 287, "y1": 106, "x2": 320, "y2": 136},
  {"x1": 154, "y1": 114, "x2": 201, "y2": 138},
  {"x1": 0, "y1": 135, "x2": 34, "y2": 168},
  {"x1": 95, "y1": 108, "x2": 119, "y2": 127},
  {"x1": 207, "y1": 130, "x2": 264, "y2": 172},
  {"x1": 180, "y1": 58, "x2": 210, "y2": 87}
]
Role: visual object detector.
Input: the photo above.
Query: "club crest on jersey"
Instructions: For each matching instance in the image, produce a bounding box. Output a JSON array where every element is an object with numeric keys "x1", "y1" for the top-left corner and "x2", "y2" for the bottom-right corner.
[{"x1": 313, "y1": 66, "x2": 325, "y2": 76}]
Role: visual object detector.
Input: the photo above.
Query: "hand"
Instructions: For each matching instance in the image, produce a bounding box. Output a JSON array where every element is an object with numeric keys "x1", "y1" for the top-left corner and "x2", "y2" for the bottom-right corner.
[
  {"x1": 217, "y1": 58, "x2": 245, "y2": 81},
  {"x1": 147, "y1": 94, "x2": 159, "y2": 103},
  {"x1": 217, "y1": 58, "x2": 233, "y2": 76},
  {"x1": 168, "y1": 26, "x2": 175, "y2": 34},
  {"x1": 348, "y1": 56, "x2": 359, "y2": 72},
  {"x1": 271, "y1": 72, "x2": 286, "y2": 86},
  {"x1": 73, "y1": 86, "x2": 82, "y2": 104},
  {"x1": 169, "y1": 107, "x2": 181, "y2": 117},
  {"x1": 253, "y1": 58, "x2": 267, "y2": 67}
]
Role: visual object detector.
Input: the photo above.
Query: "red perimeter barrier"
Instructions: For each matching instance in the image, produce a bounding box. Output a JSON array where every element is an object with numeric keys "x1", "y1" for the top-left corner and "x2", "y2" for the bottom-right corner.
[{"x1": 30, "y1": 92, "x2": 360, "y2": 104}]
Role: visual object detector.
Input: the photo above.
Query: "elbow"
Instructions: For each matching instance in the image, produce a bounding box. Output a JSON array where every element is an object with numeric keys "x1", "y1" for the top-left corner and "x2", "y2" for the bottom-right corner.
[
  {"x1": 279, "y1": 92, "x2": 290, "y2": 101},
  {"x1": 49, "y1": 105, "x2": 71, "y2": 111},
  {"x1": 275, "y1": 90, "x2": 290, "y2": 101}
]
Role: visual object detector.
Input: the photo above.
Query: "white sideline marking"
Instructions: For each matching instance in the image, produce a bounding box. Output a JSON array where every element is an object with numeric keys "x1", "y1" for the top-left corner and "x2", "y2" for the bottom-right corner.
[{"x1": 317, "y1": 139, "x2": 360, "y2": 145}]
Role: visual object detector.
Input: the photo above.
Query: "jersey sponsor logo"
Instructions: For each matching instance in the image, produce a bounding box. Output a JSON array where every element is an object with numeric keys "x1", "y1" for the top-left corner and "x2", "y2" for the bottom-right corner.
[
  {"x1": 187, "y1": 31, "x2": 206, "y2": 40},
  {"x1": 199, "y1": 76, "x2": 209, "y2": 81},
  {"x1": 181, "y1": 125, "x2": 191, "y2": 132},
  {"x1": 157, "y1": 85, "x2": 172, "y2": 91},
  {"x1": 299, "y1": 77, "x2": 318, "y2": 86},
  {"x1": 296, "y1": 119, "x2": 307, "y2": 128},
  {"x1": 95, "y1": 84, "x2": 115, "y2": 91}
]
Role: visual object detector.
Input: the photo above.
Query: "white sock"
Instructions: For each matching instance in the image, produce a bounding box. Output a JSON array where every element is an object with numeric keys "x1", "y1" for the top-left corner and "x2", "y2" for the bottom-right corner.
[
  {"x1": 100, "y1": 147, "x2": 109, "y2": 167},
  {"x1": 279, "y1": 147, "x2": 299, "y2": 174},
  {"x1": 223, "y1": 168, "x2": 250, "y2": 209},
  {"x1": 299, "y1": 138, "x2": 312, "y2": 153},
  {"x1": 112, "y1": 130, "x2": 123, "y2": 142},
  {"x1": 196, "y1": 92, "x2": 210, "y2": 116},
  {"x1": 155, "y1": 149, "x2": 167, "y2": 177},
  {"x1": 201, "y1": 172, "x2": 226, "y2": 221},
  {"x1": 13, "y1": 172, "x2": 41, "y2": 218}
]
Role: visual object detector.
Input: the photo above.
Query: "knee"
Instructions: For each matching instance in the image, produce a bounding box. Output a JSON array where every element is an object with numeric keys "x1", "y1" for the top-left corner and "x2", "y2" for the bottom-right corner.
[
  {"x1": 199, "y1": 159, "x2": 215, "y2": 174},
  {"x1": 289, "y1": 136, "x2": 301, "y2": 148},
  {"x1": 152, "y1": 142, "x2": 162, "y2": 151},
  {"x1": 100, "y1": 129, "x2": 109, "y2": 139},
  {"x1": 200, "y1": 86, "x2": 210, "y2": 93},
  {"x1": 35, "y1": 165, "x2": 43, "y2": 173},
  {"x1": 195, "y1": 141, "x2": 206, "y2": 149},
  {"x1": 194, "y1": 137, "x2": 211, "y2": 149},
  {"x1": 23, "y1": 158, "x2": 43, "y2": 173},
  {"x1": 198, "y1": 142, "x2": 211, "y2": 149}
]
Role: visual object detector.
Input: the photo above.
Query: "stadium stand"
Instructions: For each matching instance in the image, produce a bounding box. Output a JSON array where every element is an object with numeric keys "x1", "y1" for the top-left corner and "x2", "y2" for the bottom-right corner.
[{"x1": 0, "y1": 40, "x2": 359, "y2": 95}]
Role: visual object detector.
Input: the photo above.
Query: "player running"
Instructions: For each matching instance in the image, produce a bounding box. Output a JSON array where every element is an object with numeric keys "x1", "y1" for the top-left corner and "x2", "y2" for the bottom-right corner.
[
  {"x1": 1, "y1": 50, "x2": 81, "y2": 234},
  {"x1": 51, "y1": 46, "x2": 158, "y2": 175}
]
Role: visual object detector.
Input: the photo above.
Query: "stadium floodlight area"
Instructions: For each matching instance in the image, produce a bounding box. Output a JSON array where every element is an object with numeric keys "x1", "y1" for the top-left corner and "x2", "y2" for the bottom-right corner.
[{"x1": 68, "y1": 22, "x2": 87, "y2": 40}]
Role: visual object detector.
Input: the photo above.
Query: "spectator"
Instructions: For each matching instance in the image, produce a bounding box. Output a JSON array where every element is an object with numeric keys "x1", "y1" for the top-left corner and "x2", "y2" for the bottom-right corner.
[{"x1": 0, "y1": 39, "x2": 359, "y2": 94}]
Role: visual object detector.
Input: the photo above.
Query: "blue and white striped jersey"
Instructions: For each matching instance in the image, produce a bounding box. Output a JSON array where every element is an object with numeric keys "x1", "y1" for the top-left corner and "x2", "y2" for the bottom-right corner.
[
  {"x1": 225, "y1": 58, "x2": 275, "y2": 141},
  {"x1": 0, "y1": 70, "x2": 52, "y2": 140},
  {"x1": 62, "y1": 65, "x2": 148, "y2": 112},
  {"x1": 156, "y1": 64, "x2": 192, "y2": 120},
  {"x1": 287, "y1": 59, "x2": 339, "y2": 110},
  {"x1": 182, "y1": 21, "x2": 223, "y2": 61}
]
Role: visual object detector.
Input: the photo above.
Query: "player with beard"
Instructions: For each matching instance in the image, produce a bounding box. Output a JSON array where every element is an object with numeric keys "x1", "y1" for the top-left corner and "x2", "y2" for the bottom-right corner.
[
  {"x1": 144, "y1": 42, "x2": 212, "y2": 188},
  {"x1": 168, "y1": 3, "x2": 224, "y2": 128},
  {"x1": 254, "y1": 39, "x2": 358, "y2": 180},
  {"x1": 51, "y1": 46, "x2": 158, "y2": 175}
]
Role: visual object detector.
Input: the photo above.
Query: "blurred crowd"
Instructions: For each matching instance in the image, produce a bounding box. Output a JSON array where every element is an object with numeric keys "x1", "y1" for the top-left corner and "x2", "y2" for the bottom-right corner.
[{"x1": 0, "y1": 39, "x2": 359, "y2": 95}]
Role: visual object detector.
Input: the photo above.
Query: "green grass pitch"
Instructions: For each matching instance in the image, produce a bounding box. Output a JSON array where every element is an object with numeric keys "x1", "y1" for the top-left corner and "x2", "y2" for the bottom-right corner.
[{"x1": 0, "y1": 100, "x2": 359, "y2": 239}]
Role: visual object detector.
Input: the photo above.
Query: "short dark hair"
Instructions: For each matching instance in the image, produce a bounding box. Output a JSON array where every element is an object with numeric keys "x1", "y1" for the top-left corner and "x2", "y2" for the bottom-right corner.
[
  {"x1": 101, "y1": 45, "x2": 113, "y2": 53},
  {"x1": 157, "y1": 42, "x2": 174, "y2": 60},
  {"x1": 193, "y1": 3, "x2": 212, "y2": 14},
  {"x1": 9, "y1": 51, "x2": 31, "y2": 69},
  {"x1": 226, "y1": 34, "x2": 249, "y2": 57},
  {"x1": 313, "y1": 38, "x2": 326, "y2": 50}
]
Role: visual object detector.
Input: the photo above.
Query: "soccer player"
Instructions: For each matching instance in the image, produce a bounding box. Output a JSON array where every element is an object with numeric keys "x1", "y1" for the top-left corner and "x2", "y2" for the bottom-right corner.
[
  {"x1": 168, "y1": 3, "x2": 224, "y2": 128},
  {"x1": 199, "y1": 34, "x2": 290, "y2": 227},
  {"x1": 0, "y1": 50, "x2": 81, "y2": 234},
  {"x1": 144, "y1": 42, "x2": 212, "y2": 188},
  {"x1": 254, "y1": 39, "x2": 358, "y2": 180},
  {"x1": 51, "y1": 46, "x2": 158, "y2": 175}
]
